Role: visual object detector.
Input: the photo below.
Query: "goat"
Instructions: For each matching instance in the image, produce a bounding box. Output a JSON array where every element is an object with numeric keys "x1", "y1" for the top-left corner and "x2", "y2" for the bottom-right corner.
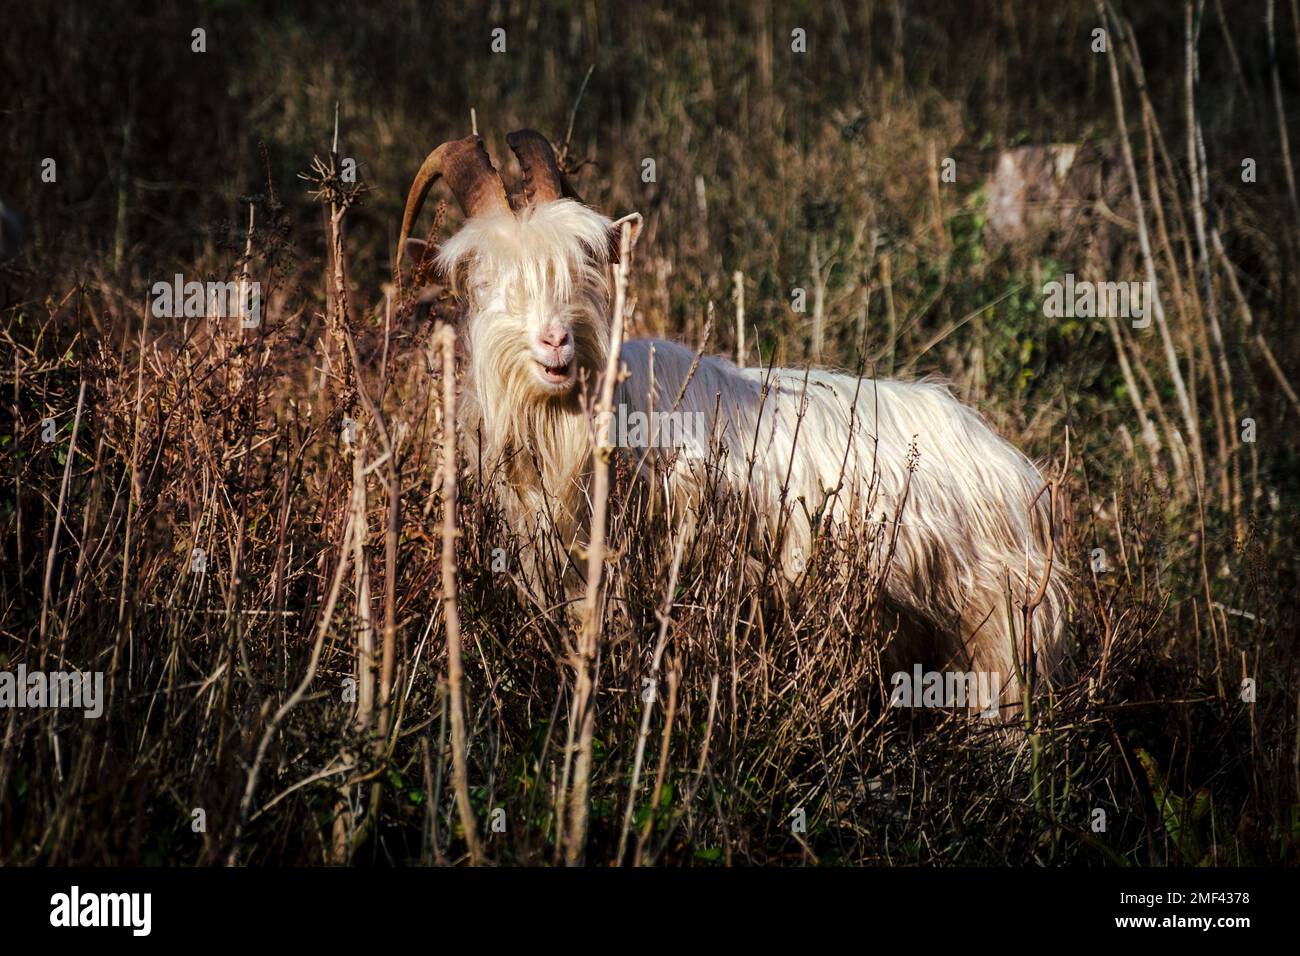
[{"x1": 396, "y1": 130, "x2": 1070, "y2": 710}]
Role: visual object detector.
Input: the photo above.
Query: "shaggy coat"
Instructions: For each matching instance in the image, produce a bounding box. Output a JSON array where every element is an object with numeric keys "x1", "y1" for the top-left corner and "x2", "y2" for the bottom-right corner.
[{"x1": 435, "y1": 197, "x2": 1069, "y2": 708}]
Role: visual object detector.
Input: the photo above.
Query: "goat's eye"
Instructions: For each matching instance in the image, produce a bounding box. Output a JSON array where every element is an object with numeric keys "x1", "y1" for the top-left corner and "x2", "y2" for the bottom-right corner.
[{"x1": 505, "y1": 287, "x2": 527, "y2": 313}]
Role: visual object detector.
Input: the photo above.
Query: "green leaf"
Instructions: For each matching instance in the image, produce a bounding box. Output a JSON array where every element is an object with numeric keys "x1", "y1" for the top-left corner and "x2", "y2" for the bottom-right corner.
[{"x1": 1136, "y1": 748, "x2": 1206, "y2": 864}]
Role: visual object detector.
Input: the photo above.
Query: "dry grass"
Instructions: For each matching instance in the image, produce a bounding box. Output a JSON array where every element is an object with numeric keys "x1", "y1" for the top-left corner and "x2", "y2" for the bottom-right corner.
[{"x1": 1, "y1": 0, "x2": 1297, "y2": 865}]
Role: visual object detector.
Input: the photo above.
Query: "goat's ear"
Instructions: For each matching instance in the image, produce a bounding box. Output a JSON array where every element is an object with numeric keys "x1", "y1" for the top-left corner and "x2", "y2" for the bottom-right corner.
[
  {"x1": 403, "y1": 237, "x2": 429, "y2": 262},
  {"x1": 607, "y1": 212, "x2": 643, "y2": 264}
]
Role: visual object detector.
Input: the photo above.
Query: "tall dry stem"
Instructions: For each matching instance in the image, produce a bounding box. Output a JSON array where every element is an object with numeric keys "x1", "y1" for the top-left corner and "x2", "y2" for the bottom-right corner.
[
  {"x1": 438, "y1": 324, "x2": 480, "y2": 864},
  {"x1": 564, "y1": 220, "x2": 632, "y2": 865}
]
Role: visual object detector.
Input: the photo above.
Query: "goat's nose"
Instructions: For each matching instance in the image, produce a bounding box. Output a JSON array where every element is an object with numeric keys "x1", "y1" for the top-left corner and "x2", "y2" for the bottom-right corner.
[{"x1": 538, "y1": 327, "x2": 572, "y2": 349}]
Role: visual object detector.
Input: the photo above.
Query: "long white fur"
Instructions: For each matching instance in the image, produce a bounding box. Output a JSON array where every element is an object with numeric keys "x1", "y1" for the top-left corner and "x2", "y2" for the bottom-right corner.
[{"x1": 438, "y1": 198, "x2": 1069, "y2": 706}]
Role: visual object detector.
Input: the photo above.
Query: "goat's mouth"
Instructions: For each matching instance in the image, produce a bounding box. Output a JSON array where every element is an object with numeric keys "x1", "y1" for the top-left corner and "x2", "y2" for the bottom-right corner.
[{"x1": 536, "y1": 360, "x2": 575, "y2": 387}]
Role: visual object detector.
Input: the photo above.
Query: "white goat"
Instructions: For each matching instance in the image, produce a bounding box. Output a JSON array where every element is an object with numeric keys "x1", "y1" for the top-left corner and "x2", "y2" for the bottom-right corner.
[{"x1": 397, "y1": 130, "x2": 1069, "y2": 708}]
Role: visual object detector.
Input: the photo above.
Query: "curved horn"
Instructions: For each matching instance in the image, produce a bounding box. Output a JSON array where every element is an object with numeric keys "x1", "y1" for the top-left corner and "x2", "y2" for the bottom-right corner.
[
  {"x1": 506, "y1": 129, "x2": 582, "y2": 206},
  {"x1": 395, "y1": 134, "x2": 509, "y2": 274}
]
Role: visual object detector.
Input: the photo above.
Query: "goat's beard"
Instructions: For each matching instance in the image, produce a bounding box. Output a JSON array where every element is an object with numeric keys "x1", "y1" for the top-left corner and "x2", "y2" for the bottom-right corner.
[{"x1": 462, "y1": 315, "x2": 609, "y2": 556}]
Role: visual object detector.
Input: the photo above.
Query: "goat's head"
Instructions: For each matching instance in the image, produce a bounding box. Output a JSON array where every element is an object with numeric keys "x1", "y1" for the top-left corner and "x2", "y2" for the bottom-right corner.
[{"x1": 397, "y1": 130, "x2": 641, "y2": 402}]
